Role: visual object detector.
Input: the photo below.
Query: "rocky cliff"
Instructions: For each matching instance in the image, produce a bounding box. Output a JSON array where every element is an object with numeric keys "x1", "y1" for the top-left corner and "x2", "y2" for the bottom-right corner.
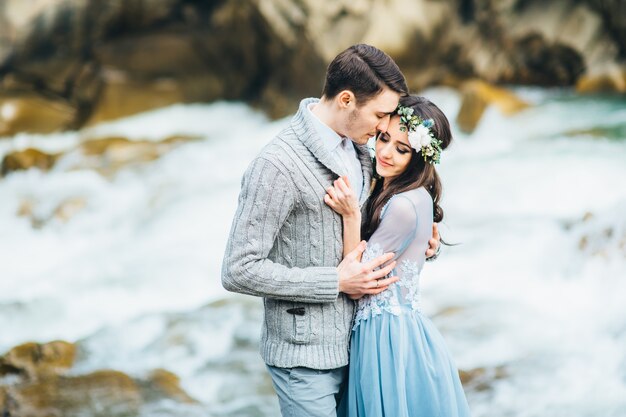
[{"x1": 0, "y1": 0, "x2": 624, "y2": 134}]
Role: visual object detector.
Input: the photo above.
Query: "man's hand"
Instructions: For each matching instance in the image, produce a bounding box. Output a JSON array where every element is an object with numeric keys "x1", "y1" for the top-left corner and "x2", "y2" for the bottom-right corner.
[
  {"x1": 337, "y1": 241, "x2": 399, "y2": 300},
  {"x1": 425, "y1": 223, "x2": 441, "y2": 259}
]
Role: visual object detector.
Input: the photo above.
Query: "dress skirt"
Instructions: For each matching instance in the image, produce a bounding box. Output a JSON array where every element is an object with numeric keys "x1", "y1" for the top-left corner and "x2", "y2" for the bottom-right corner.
[{"x1": 338, "y1": 307, "x2": 471, "y2": 417}]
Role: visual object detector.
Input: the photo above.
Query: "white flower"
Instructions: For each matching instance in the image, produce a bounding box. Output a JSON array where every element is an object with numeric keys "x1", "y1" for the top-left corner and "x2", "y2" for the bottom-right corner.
[
  {"x1": 408, "y1": 124, "x2": 432, "y2": 150},
  {"x1": 419, "y1": 134, "x2": 432, "y2": 148},
  {"x1": 407, "y1": 131, "x2": 421, "y2": 149}
]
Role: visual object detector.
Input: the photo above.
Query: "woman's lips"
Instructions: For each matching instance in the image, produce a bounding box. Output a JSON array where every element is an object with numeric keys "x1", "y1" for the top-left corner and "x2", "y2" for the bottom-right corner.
[{"x1": 377, "y1": 159, "x2": 393, "y2": 168}]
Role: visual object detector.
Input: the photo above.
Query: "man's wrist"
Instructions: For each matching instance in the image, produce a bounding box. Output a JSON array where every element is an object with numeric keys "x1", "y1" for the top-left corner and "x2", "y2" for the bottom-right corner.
[{"x1": 336, "y1": 268, "x2": 344, "y2": 292}]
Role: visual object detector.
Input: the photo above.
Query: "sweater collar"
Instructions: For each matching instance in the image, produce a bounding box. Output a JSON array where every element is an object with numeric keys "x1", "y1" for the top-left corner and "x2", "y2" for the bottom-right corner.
[
  {"x1": 292, "y1": 98, "x2": 345, "y2": 178},
  {"x1": 292, "y1": 98, "x2": 373, "y2": 203}
]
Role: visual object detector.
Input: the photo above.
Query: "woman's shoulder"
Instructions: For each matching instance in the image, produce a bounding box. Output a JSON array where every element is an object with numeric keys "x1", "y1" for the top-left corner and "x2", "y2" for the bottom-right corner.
[
  {"x1": 395, "y1": 187, "x2": 432, "y2": 204},
  {"x1": 382, "y1": 187, "x2": 431, "y2": 216}
]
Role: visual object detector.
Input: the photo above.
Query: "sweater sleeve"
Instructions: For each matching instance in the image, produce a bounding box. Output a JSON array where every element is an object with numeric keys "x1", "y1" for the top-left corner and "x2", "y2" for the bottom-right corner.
[{"x1": 221, "y1": 157, "x2": 339, "y2": 303}]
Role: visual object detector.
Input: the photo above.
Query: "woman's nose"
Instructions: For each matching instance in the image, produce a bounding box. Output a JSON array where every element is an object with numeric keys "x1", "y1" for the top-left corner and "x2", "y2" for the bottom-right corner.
[{"x1": 380, "y1": 143, "x2": 393, "y2": 158}]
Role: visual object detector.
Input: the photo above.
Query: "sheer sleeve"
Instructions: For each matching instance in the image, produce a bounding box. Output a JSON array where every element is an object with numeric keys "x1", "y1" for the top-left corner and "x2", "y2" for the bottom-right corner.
[
  {"x1": 362, "y1": 195, "x2": 418, "y2": 264},
  {"x1": 354, "y1": 189, "x2": 433, "y2": 327}
]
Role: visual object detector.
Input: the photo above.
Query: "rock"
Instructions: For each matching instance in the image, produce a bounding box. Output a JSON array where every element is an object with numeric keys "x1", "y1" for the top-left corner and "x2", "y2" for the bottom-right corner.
[
  {"x1": 53, "y1": 197, "x2": 87, "y2": 223},
  {"x1": 433, "y1": 306, "x2": 465, "y2": 317},
  {"x1": 0, "y1": 96, "x2": 75, "y2": 136},
  {"x1": 459, "y1": 365, "x2": 507, "y2": 392},
  {"x1": 72, "y1": 134, "x2": 199, "y2": 176},
  {"x1": 86, "y1": 73, "x2": 184, "y2": 125},
  {"x1": 507, "y1": 33, "x2": 586, "y2": 86},
  {"x1": 16, "y1": 197, "x2": 85, "y2": 228},
  {"x1": 564, "y1": 123, "x2": 626, "y2": 140},
  {"x1": 576, "y1": 67, "x2": 626, "y2": 93},
  {"x1": 456, "y1": 86, "x2": 489, "y2": 134},
  {"x1": 573, "y1": 207, "x2": 626, "y2": 259},
  {"x1": 16, "y1": 199, "x2": 35, "y2": 219},
  {"x1": 79, "y1": 134, "x2": 194, "y2": 155},
  {"x1": 456, "y1": 80, "x2": 529, "y2": 133},
  {"x1": 0, "y1": 341, "x2": 76, "y2": 380},
  {"x1": 1, "y1": 148, "x2": 59, "y2": 176},
  {"x1": 17, "y1": 197, "x2": 88, "y2": 228},
  {"x1": 0, "y1": 0, "x2": 624, "y2": 133},
  {"x1": 584, "y1": 0, "x2": 626, "y2": 59},
  {"x1": 140, "y1": 368, "x2": 196, "y2": 404},
  {"x1": 0, "y1": 387, "x2": 7, "y2": 409},
  {"x1": 0, "y1": 0, "x2": 326, "y2": 128},
  {"x1": 5, "y1": 370, "x2": 142, "y2": 417},
  {"x1": 0, "y1": 134, "x2": 197, "y2": 179},
  {"x1": 0, "y1": 364, "x2": 197, "y2": 416}
]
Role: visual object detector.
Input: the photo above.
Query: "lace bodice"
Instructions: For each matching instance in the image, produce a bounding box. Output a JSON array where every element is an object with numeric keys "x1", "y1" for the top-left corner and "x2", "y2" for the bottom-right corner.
[{"x1": 353, "y1": 187, "x2": 433, "y2": 329}]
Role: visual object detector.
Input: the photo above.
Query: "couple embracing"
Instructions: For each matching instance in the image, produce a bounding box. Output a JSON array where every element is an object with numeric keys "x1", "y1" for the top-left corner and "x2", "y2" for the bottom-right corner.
[{"x1": 222, "y1": 44, "x2": 471, "y2": 417}]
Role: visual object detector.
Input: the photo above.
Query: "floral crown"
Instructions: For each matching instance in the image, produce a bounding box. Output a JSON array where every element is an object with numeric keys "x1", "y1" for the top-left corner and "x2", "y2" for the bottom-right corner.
[{"x1": 396, "y1": 105, "x2": 443, "y2": 164}]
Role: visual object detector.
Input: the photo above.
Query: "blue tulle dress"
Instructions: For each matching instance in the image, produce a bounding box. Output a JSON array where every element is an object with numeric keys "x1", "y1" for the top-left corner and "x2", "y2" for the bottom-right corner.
[{"x1": 338, "y1": 187, "x2": 471, "y2": 417}]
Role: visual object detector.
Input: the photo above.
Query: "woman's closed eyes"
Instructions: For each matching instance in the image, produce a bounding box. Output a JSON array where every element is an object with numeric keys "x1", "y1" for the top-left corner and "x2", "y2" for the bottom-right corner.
[{"x1": 378, "y1": 135, "x2": 410, "y2": 154}]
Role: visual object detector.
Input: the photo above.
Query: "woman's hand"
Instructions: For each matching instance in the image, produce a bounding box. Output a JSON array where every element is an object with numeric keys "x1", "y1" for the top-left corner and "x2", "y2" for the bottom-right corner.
[
  {"x1": 327, "y1": 176, "x2": 362, "y2": 259},
  {"x1": 324, "y1": 176, "x2": 360, "y2": 218}
]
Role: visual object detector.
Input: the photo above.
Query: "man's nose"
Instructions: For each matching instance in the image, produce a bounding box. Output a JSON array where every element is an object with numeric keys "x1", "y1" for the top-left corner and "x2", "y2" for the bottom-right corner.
[{"x1": 376, "y1": 115, "x2": 391, "y2": 132}]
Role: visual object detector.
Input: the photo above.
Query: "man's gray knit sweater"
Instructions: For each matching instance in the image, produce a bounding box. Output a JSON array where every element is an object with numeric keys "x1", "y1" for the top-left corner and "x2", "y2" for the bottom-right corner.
[{"x1": 221, "y1": 98, "x2": 373, "y2": 370}]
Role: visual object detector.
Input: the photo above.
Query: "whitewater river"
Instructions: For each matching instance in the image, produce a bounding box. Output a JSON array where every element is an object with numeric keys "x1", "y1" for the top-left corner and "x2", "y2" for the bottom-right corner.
[{"x1": 1, "y1": 87, "x2": 625, "y2": 416}]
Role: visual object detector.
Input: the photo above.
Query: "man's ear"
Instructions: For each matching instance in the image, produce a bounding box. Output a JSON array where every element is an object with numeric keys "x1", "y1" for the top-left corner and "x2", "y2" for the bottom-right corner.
[{"x1": 337, "y1": 90, "x2": 356, "y2": 109}]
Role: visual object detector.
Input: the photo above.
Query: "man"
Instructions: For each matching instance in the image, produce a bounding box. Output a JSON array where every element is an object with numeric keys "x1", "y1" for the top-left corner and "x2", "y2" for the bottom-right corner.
[{"x1": 222, "y1": 44, "x2": 440, "y2": 417}]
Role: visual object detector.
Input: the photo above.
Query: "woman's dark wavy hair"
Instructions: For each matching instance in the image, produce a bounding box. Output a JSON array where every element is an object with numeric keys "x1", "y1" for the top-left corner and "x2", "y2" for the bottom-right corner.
[
  {"x1": 362, "y1": 95, "x2": 453, "y2": 240},
  {"x1": 322, "y1": 44, "x2": 408, "y2": 104}
]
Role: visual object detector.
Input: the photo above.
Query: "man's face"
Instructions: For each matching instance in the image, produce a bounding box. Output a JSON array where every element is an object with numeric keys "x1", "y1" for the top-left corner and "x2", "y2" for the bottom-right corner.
[{"x1": 343, "y1": 88, "x2": 401, "y2": 145}]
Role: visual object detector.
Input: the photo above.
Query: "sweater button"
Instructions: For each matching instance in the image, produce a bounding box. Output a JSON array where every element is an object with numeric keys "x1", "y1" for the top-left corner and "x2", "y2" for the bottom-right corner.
[{"x1": 286, "y1": 307, "x2": 305, "y2": 316}]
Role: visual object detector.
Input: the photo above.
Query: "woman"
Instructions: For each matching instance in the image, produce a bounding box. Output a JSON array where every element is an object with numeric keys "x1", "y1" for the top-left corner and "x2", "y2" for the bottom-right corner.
[{"x1": 325, "y1": 95, "x2": 471, "y2": 416}]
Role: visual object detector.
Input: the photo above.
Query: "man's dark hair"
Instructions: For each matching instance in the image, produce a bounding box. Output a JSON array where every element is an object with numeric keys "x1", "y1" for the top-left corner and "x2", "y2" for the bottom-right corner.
[{"x1": 321, "y1": 44, "x2": 408, "y2": 105}]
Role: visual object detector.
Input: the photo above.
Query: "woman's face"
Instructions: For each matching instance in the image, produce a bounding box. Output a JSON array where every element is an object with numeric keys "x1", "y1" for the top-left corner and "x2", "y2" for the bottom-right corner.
[{"x1": 375, "y1": 116, "x2": 413, "y2": 180}]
